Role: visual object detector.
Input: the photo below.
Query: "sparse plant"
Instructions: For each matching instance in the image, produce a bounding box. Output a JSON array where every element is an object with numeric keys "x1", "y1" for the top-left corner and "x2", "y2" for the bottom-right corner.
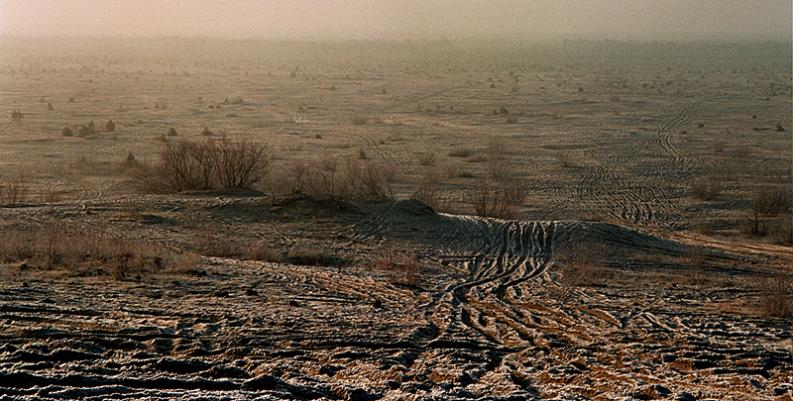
[
  {"x1": 690, "y1": 176, "x2": 722, "y2": 201},
  {"x1": 0, "y1": 174, "x2": 31, "y2": 206},
  {"x1": 285, "y1": 248, "x2": 347, "y2": 267},
  {"x1": 417, "y1": 152, "x2": 437, "y2": 166},
  {"x1": 756, "y1": 274, "x2": 793, "y2": 318},
  {"x1": 448, "y1": 147, "x2": 475, "y2": 158},
  {"x1": 412, "y1": 170, "x2": 452, "y2": 212},
  {"x1": 351, "y1": 116, "x2": 367, "y2": 126},
  {"x1": 753, "y1": 187, "x2": 792, "y2": 217},
  {"x1": 469, "y1": 179, "x2": 527, "y2": 219},
  {"x1": 105, "y1": 120, "x2": 116, "y2": 132},
  {"x1": 62, "y1": 127, "x2": 74, "y2": 137},
  {"x1": 78, "y1": 121, "x2": 96, "y2": 137},
  {"x1": 556, "y1": 150, "x2": 576, "y2": 168},
  {"x1": 557, "y1": 242, "x2": 609, "y2": 296},
  {"x1": 132, "y1": 139, "x2": 272, "y2": 193},
  {"x1": 0, "y1": 226, "x2": 190, "y2": 279},
  {"x1": 375, "y1": 251, "x2": 425, "y2": 287}
]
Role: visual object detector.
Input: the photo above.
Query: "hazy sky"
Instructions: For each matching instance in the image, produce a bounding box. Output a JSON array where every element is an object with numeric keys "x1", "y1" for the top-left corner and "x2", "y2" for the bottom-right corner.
[{"x1": 0, "y1": 0, "x2": 790, "y2": 40}]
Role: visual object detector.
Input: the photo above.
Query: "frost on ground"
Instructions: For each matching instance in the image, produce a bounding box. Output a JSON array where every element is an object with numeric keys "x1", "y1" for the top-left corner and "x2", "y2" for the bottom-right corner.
[{"x1": 0, "y1": 195, "x2": 791, "y2": 401}]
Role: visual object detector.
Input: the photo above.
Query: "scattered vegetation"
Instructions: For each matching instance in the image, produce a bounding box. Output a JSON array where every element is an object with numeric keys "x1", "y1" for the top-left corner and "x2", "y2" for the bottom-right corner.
[
  {"x1": 0, "y1": 226, "x2": 191, "y2": 279},
  {"x1": 374, "y1": 251, "x2": 425, "y2": 286},
  {"x1": 753, "y1": 187, "x2": 791, "y2": 217},
  {"x1": 448, "y1": 147, "x2": 475, "y2": 158},
  {"x1": 417, "y1": 152, "x2": 437, "y2": 166},
  {"x1": 277, "y1": 157, "x2": 395, "y2": 202},
  {"x1": 690, "y1": 176, "x2": 722, "y2": 201},
  {"x1": 469, "y1": 179, "x2": 527, "y2": 219},
  {"x1": 0, "y1": 173, "x2": 31, "y2": 206},
  {"x1": 756, "y1": 274, "x2": 793, "y2": 318},
  {"x1": 557, "y1": 243, "x2": 609, "y2": 296},
  {"x1": 132, "y1": 139, "x2": 273, "y2": 193},
  {"x1": 351, "y1": 116, "x2": 368, "y2": 126}
]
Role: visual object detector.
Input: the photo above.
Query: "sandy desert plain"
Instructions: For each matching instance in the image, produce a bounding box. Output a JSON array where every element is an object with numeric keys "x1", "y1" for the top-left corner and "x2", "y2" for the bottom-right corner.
[{"x1": 0, "y1": 38, "x2": 792, "y2": 400}]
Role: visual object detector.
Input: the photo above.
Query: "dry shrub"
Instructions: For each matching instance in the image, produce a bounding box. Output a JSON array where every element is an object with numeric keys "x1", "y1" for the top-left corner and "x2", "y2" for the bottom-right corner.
[
  {"x1": 340, "y1": 158, "x2": 395, "y2": 201},
  {"x1": 448, "y1": 147, "x2": 475, "y2": 158},
  {"x1": 412, "y1": 169, "x2": 453, "y2": 212},
  {"x1": 351, "y1": 116, "x2": 368, "y2": 126},
  {"x1": 753, "y1": 187, "x2": 792, "y2": 217},
  {"x1": 756, "y1": 274, "x2": 793, "y2": 318},
  {"x1": 772, "y1": 216, "x2": 793, "y2": 246},
  {"x1": 469, "y1": 179, "x2": 527, "y2": 219},
  {"x1": 132, "y1": 139, "x2": 272, "y2": 193},
  {"x1": 192, "y1": 235, "x2": 281, "y2": 262},
  {"x1": 0, "y1": 226, "x2": 187, "y2": 279},
  {"x1": 690, "y1": 176, "x2": 722, "y2": 201},
  {"x1": 555, "y1": 150, "x2": 576, "y2": 168},
  {"x1": 288, "y1": 157, "x2": 395, "y2": 201},
  {"x1": 417, "y1": 152, "x2": 437, "y2": 166},
  {"x1": 0, "y1": 174, "x2": 32, "y2": 206},
  {"x1": 374, "y1": 251, "x2": 425, "y2": 286},
  {"x1": 557, "y1": 243, "x2": 609, "y2": 293},
  {"x1": 285, "y1": 248, "x2": 347, "y2": 267}
]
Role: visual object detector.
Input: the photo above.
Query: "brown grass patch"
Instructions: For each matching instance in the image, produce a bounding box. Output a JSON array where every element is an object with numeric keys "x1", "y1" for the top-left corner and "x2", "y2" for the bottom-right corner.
[
  {"x1": 0, "y1": 226, "x2": 191, "y2": 279},
  {"x1": 374, "y1": 251, "x2": 425, "y2": 286}
]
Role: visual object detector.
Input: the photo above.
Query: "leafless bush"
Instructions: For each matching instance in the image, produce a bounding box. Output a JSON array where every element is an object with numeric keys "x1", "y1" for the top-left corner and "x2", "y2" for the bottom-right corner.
[
  {"x1": 753, "y1": 187, "x2": 792, "y2": 217},
  {"x1": 417, "y1": 152, "x2": 437, "y2": 166},
  {"x1": 448, "y1": 147, "x2": 475, "y2": 158},
  {"x1": 0, "y1": 174, "x2": 31, "y2": 205},
  {"x1": 78, "y1": 121, "x2": 97, "y2": 137},
  {"x1": 351, "y1": 116, "x2": 368, "y2": 126},
  {"x1": 285, "y1": 248, "x2": 347, "y2": 267},
  {"x1": 132, "y1": 139, "x2": 272, "y2": 193},
  {"x1": 374, "y1": 251, "x2": 425, "y2": 286},
  {"x1": 557, "y1": 243, "x2": 609, "y2": 296},
  {"x1": 756, "y1": 274, "x2": 793, "y2": 318},
  {"x1": 412, "y1": 169, "x2": 453, "y2": 212},
  {"x1": 224, "y1": 96, "x2": 244, "y2": 105},
  {"x1": 212, "y1": 139, "x2": 272, "y2": 188},
  {"x1": 340, "y1": 158, "x2": 395, "y2": 201},
  {"x1": 690, "y1": 176, "x2": 722, "y2": 201},
  {"x1": 193, "y1": 235, "x2": 282, "y2": 262},
  {"x1": 469, "y1": 180, "x2": 527, "y2": 219},
  {"x1": 555, "y1": 150, "x2": 576, "y2": 168}
]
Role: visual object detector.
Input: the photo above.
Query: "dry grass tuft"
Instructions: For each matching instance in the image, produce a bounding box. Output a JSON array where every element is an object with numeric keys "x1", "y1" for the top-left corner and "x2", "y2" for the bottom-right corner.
[
  {"x1": 448, "y1": 147, "x2": 475, "y2": 158},
  {"x1": 285, "y1": 248, "x2": 348, "y2": 267},
  {"x1": 690, "y1": 176, "x2": 723, "y2": 201},
  {"x1": 469, "y1": 179, "x2": 527, "y2": 219},
  {"x1": 0, "y1": 226, "x2": 190, "y2": 279},
  {"x1": 557, "y1": 243, "x2": 610, "y2": 295},
  {"x1": 374, "y1": 251, "x2": 425, "y2": 286},
  {"x1": 0, "y1": 174, "x2": 32, "y2": 206},
  {"x1": 192, "y1": 235, "x2": 282, "y2": 262},
  {"x1": 756, "y1": 274, "x2": 793, "y2": 318}
]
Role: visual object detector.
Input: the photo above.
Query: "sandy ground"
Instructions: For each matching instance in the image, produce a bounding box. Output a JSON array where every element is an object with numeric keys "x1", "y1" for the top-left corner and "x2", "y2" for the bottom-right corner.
[{"x1": 1, "y1": 39, "x2": 792, "y2": 400}]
